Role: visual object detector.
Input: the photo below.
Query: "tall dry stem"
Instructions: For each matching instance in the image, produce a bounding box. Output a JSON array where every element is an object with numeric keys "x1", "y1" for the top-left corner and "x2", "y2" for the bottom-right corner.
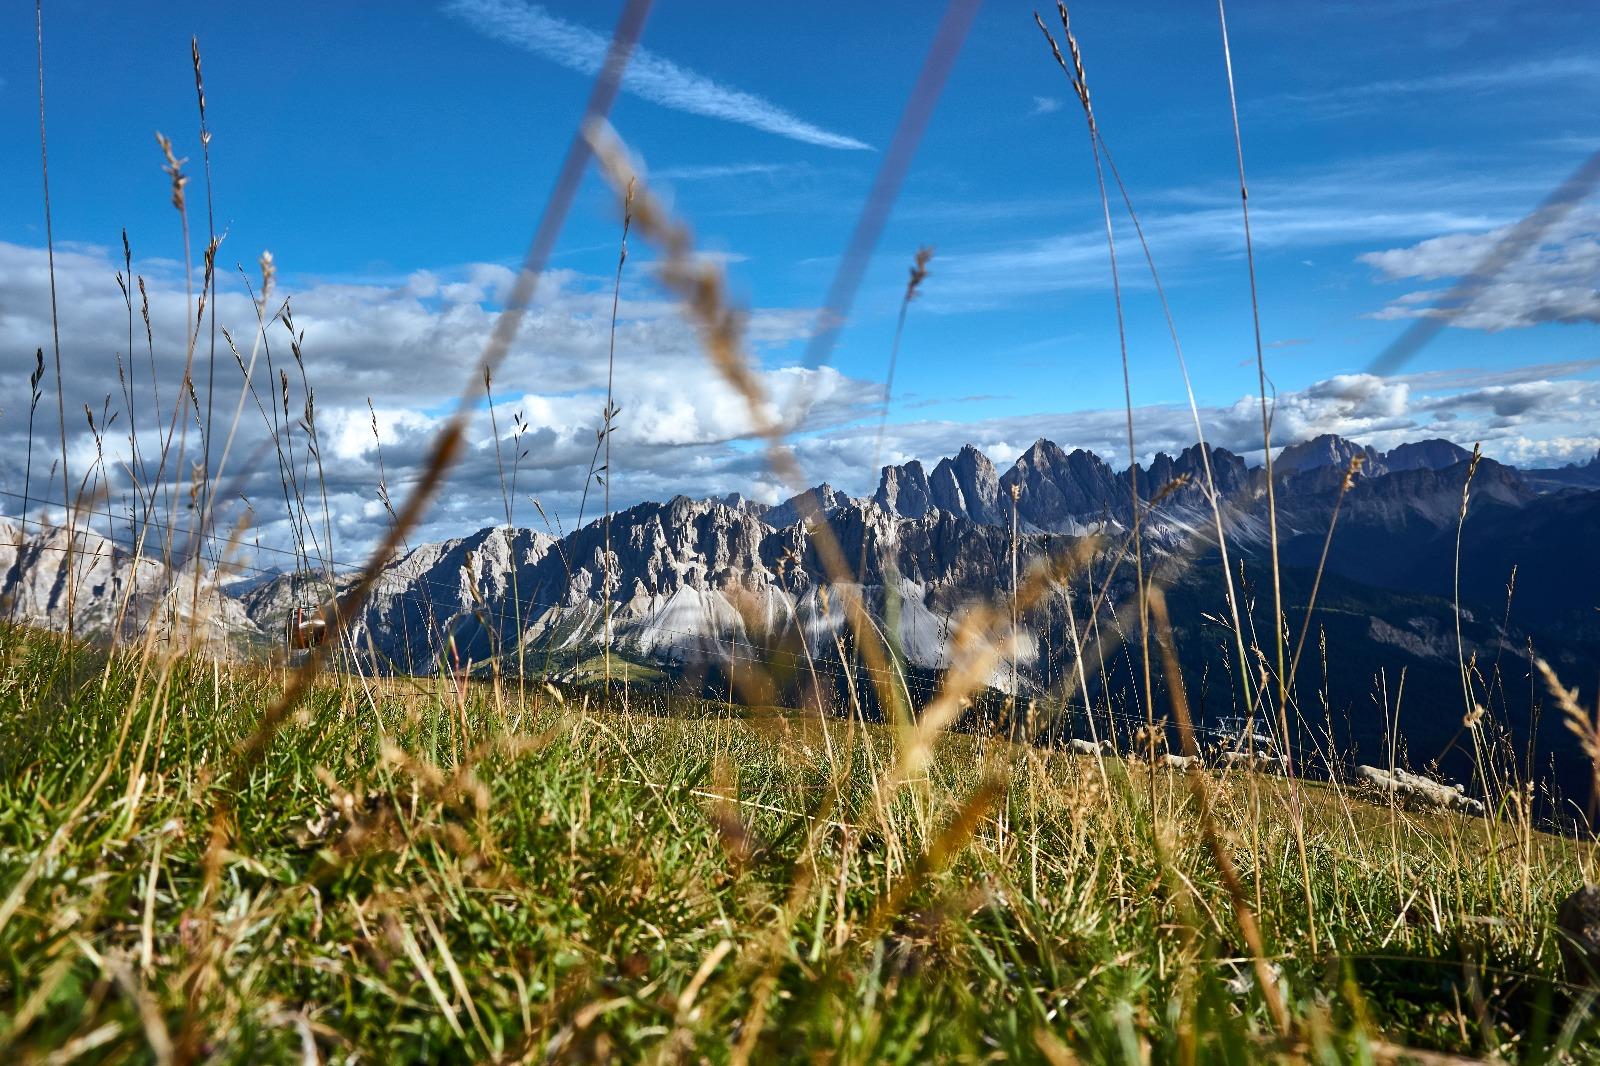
[
  {"x1": 34, "y1": 0, "x2": 75, "y2": 654},
  {"x1": 1213, "y1": 0, "x2": 1317, "y2": 942},
  {"x1": 602, "y1": 178, "x2": 635, "y2": 693},
  {"x1": 1148, "y1": 587, "x2": 1291, "y2": 1038},
  {"x1": 1039, "y1": 2, "x2": 1153, "y2": 790}
]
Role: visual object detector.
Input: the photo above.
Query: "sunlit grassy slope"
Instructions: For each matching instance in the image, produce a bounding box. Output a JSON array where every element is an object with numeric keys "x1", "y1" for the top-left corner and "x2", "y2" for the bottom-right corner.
[{"x1": 1, "y1": 628, "x2": 1596, "y2": 1063}]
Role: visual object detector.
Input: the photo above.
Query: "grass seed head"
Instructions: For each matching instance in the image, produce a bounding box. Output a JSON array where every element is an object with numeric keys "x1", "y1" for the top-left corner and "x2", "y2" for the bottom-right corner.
[{"x1": 155, "y1": 132, "x2": 188, "y2": 212}]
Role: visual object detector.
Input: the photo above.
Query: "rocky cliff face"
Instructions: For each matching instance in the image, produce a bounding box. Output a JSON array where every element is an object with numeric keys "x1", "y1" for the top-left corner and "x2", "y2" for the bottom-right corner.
[
  {"x1": 1132, "y1": 443, "x2": 1254, "y2": 502},
  {"x1": 1276, "y1": 433, "x2": 1385, "y2": 477},
  {"x1": 765, "y1": 484, "x2": 852, "y2": 529},
  {"x1": 1000, "y1": 439, "x2": 1121, "y2": 533},
  {"x1": 264, "y1": 494, "x2": 1050, "y2": 680},
  {"x1": 929, "y1": 445, "x2": 1004, "y2": 526},
  {"x1": 1, "y1": 520, "x2": 261, "y2": 655},
  {"x1": 874, "y1": 459, "x2": 934, "y2": 518}
]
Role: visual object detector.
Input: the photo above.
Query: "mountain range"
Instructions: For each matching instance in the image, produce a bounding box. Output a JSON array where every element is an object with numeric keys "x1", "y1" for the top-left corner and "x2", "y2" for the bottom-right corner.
[{"x1": 5, "y1": 434, "x2": 1598, "y2": 804}]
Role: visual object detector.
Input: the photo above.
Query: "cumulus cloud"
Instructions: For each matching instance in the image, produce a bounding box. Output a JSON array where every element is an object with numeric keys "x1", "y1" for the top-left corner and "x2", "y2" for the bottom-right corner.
[
  {"x1": 443, "y1": 0, "x2": 872, "y2": 151},
  {"x1": 1360, "y1": 208, "x2": 1600, "y2": 329},
  {"x1": 0, "y1": 240, "x2": 870, "y2": 557},
  {"x1": 1416, "y1": 381, "x2": 1563, "y2": 420}
]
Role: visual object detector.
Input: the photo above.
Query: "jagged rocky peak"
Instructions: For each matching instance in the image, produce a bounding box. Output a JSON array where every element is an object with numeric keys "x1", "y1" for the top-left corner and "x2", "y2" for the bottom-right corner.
[
  {"x1": 930, "y1": 444, "x2": 1003, "y2": 525},
  {"x1": 1129, "y1": 442, "x2": 1253, "y2": 502},
  {"x1": 1171, "y1": 442, "x2": 1251, "y2": 492},
  {"x1": 711, "y1": 491, "x2": 767, "y2": 516},
  {"x1": 472, "y1": 524, "x2": 558, "y2": 571},
  {"x1": 1001, "y1": 438, "x2": 1120, "y2": 530},
  {"x1": 766, "y1": 483, "x2": 852, "y2": 529},
  {"x1": 874, "y1": 459, "x2": 934, "y2": 518},
  {"x1": 1383, "y1": 438, "x2": 1473, "y2": 473},
  {"x1": 1275, "y1": 433, "x2": 1385, "y2": 477}
]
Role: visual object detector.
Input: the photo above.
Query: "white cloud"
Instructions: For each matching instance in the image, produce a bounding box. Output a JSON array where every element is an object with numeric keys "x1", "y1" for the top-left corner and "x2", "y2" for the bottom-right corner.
[
  {"x1": 1030, "y1": 95, "x2": 1063, "y2": 116},
  {"x1": 1359, "y1": 208, "x2": 1600, "y2": 329},
  {"x1": 443, "y1": 0, "x2": 872, "y2": 151},
  {"x1": 0, "y1": 240, "x2": 867, "y2": 554},
  {"x1": 1260, "y1": 55, "x2": 1600, "y2": 121},
  {"x1": 926, "y1": 157, "x2": 1512, "y2": 310},
  {"x1": 3, "y1": 238, "x2": 1593, "y2": 561},
  {"x1": 650, "y1": 162, "x2": 793, "y2": 181}
]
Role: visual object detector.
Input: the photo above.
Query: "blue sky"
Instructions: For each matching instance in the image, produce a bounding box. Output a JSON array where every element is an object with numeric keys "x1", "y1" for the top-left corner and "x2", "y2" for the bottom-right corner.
[{"x1": 1, "y1": 0, "x2": 1597, "y2": 552}]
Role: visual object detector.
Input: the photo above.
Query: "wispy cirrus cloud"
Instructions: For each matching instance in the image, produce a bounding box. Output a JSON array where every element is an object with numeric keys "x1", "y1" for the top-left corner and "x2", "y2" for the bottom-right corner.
[
  {"x1": 443, "y1": 0, "x2": 872, "y2": 151},
  {"x1": 1260, "y1": 55, "x2": 1600, "y2": 120},
  {"x1": 650, "y1": 161, "x2": 794, "y2": 181},
  {"x1": 919, "y1": 156, "x2": 1522, "y2": 311}
]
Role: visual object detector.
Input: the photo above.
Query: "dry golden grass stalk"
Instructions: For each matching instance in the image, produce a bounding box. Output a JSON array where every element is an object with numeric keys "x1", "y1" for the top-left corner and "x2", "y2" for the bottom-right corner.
[
  {"x1": 177, "y1": 12, "x2": 657, "y2": 976},
  {"x1": 1288, "y1": 452, "x2": 1364, "y2": 684},
  {"x1": 893, "y1": 536, "x2": 1102, "y2": 788},
  {"x1": 582, "y1": 36, "x2": 1027, "y2": 1048},
  {"x1": 581, "y1": 132, "x2": 955, "y2": 1064},
  {"x1": 907, "y1": 245, "x2": 933, "y2": 300},
  {"x1": 155, "y1": 132, "x2": 189, "y2": 213},
  {"x1": 1040, "y1": 0, "x2": 1321, "y2": 942},
  {"x1": 863, "y1": 244, "x2": 936, "y2": 581},
  {"x1": 601, "y1": 177, "x2": 635, "y2": 692},
  {"x1": 583, "y1": 121, "x2": 914, "y2": 740},
  {"x1": 1535, "y1": 658, "x2": 1600, "y2": 819},
  {"x1": 1038, "y1": 1, "x2": 1157, "y2": 793},
  {"x1": 1148, "y1": 586, "x2": 1292, "y2": 1037},
  {"x1": 34, "y1": 0, "x2": 78, "y2": 652}
]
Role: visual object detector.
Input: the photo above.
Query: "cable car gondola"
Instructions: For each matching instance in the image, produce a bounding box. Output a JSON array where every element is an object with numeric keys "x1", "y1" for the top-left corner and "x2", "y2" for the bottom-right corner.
[
  {"x1": 289, "y1": 601, "x2": 328, "y2": 650},
  {"x1": 285, "y1": 563, "x2": 332, "y2": 653}
]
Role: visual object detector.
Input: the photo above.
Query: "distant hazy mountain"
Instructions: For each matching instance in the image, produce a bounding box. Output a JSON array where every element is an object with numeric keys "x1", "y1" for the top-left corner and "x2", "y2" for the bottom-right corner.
[
  {"x1": 1275, "y1": 433, "x2": 1384, "y2": 477},
  {"x1": 1520, "y1": 449, "x2": 1600, "y2": 493},
  {"x1": 1274, "y1": 433, "x2": 1474, "y2": 479},
  {"x1": 1383, "y1": 438, "x2": 1474, "y2": 473}
]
